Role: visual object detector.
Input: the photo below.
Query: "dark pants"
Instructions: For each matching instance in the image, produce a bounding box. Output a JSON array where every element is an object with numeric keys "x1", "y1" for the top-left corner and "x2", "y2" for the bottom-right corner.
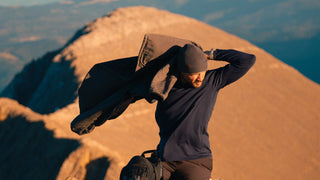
[{"x1": 162, "y1": 157, "x2": 212, "y2": 180}]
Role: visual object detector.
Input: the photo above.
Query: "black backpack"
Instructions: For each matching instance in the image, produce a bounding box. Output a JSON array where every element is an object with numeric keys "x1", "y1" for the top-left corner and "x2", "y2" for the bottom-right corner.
[{"x1": 120, "y1": 150, "x2": 163, "y2": 180}]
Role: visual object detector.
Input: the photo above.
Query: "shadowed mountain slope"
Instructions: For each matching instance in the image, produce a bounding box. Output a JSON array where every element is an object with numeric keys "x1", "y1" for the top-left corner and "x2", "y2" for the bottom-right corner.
[{"x1": 0, "y1": 6, "x2": 319, "y2": 180}]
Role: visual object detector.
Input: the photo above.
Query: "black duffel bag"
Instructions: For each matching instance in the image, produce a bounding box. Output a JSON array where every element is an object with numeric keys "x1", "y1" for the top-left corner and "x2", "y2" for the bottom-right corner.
[{"x1": 120, "y1": 150, "x2": 163, "y2": 180}]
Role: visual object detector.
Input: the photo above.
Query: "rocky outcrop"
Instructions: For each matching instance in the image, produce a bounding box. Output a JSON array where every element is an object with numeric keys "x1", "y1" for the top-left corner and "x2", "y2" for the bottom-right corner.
[
  {"x1": 0, "y1": 49, "x2": 71, "y2": 114},
  {"x1": 0, "y1": 98, "x2": 120, "y2": 180}
]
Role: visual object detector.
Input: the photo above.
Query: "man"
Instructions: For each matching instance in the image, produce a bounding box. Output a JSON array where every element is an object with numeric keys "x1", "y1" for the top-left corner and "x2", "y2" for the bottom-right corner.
[{"x1": 155, "y1": 44, "x2": 256, "y2": 179}]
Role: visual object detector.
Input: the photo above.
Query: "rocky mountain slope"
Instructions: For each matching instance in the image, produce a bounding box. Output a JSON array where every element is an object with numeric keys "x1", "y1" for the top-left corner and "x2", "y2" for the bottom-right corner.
[{"x1": 0, "y1": 6, "x2": 320, "y2": 180}]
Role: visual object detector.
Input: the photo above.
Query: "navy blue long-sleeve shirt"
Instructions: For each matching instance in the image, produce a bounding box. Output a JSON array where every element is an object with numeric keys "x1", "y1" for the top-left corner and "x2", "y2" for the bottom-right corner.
[{"x1": 155, "y1": 49, "x2": 256, "y2": 161}]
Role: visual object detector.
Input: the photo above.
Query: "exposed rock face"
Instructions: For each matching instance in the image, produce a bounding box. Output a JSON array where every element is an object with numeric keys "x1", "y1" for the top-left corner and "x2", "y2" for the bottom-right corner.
[
  {"x1": 0, "y1": 49, "x2": 76, "y2": 114},
  {"x1": 0, "y1": 6, "x2": 319, "y2": 180}
]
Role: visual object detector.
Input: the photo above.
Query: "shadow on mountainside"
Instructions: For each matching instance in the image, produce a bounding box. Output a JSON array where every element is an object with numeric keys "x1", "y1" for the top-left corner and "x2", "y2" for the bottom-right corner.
[
  {"x1": 0, "y1": 114, "x2": 112, "y2": 180},
  {"x1": 0, "y1": 49, "x2": 79, "y2": 114},
  {"x1": 85, "y1": 157, "x2": 110, "y2": 180},
  {"x1": 0, "y1": 115, "x2": 78, "y2": 180}
]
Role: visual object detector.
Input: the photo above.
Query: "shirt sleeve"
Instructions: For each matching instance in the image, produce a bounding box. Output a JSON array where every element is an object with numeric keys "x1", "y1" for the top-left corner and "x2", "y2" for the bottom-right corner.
[{"x1": 212, "y1": 49, "x2": 256, "y2": 89}]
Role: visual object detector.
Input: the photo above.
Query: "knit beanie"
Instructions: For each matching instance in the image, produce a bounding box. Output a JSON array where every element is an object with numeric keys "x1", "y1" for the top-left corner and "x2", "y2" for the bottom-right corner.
[{"x1": 176, "y1": 44, "x2": 207, "y2": 73}]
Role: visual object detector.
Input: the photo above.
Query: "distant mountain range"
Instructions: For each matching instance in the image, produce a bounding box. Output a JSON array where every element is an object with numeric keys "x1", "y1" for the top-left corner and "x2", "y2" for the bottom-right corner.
[{"x1": 0, "y1": 0, "x2": 319, "y2": 91}]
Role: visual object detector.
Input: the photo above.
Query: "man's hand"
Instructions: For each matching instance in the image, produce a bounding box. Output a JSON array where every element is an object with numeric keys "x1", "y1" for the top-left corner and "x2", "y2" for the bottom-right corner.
[{"x1": 204, "y1": 48, "x2": 214, "y2": 60}]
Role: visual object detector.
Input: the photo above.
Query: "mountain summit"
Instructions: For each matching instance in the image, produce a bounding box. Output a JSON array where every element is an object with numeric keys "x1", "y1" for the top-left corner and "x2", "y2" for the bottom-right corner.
[{"x1": 1, "y1": 6, "x2": 320, "y2": 180}]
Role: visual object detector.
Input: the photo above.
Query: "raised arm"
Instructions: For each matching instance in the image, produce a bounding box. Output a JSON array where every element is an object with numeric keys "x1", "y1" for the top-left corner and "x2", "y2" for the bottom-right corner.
[{"x1": 206, "y1": 49, "x2": 256, "y2": 88}]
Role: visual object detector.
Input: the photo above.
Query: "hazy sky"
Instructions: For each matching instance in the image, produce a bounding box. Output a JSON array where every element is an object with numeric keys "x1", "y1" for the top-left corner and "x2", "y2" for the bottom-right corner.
[{"x1": 0, "y1": 0, "x2": 61, "y2": 6}]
